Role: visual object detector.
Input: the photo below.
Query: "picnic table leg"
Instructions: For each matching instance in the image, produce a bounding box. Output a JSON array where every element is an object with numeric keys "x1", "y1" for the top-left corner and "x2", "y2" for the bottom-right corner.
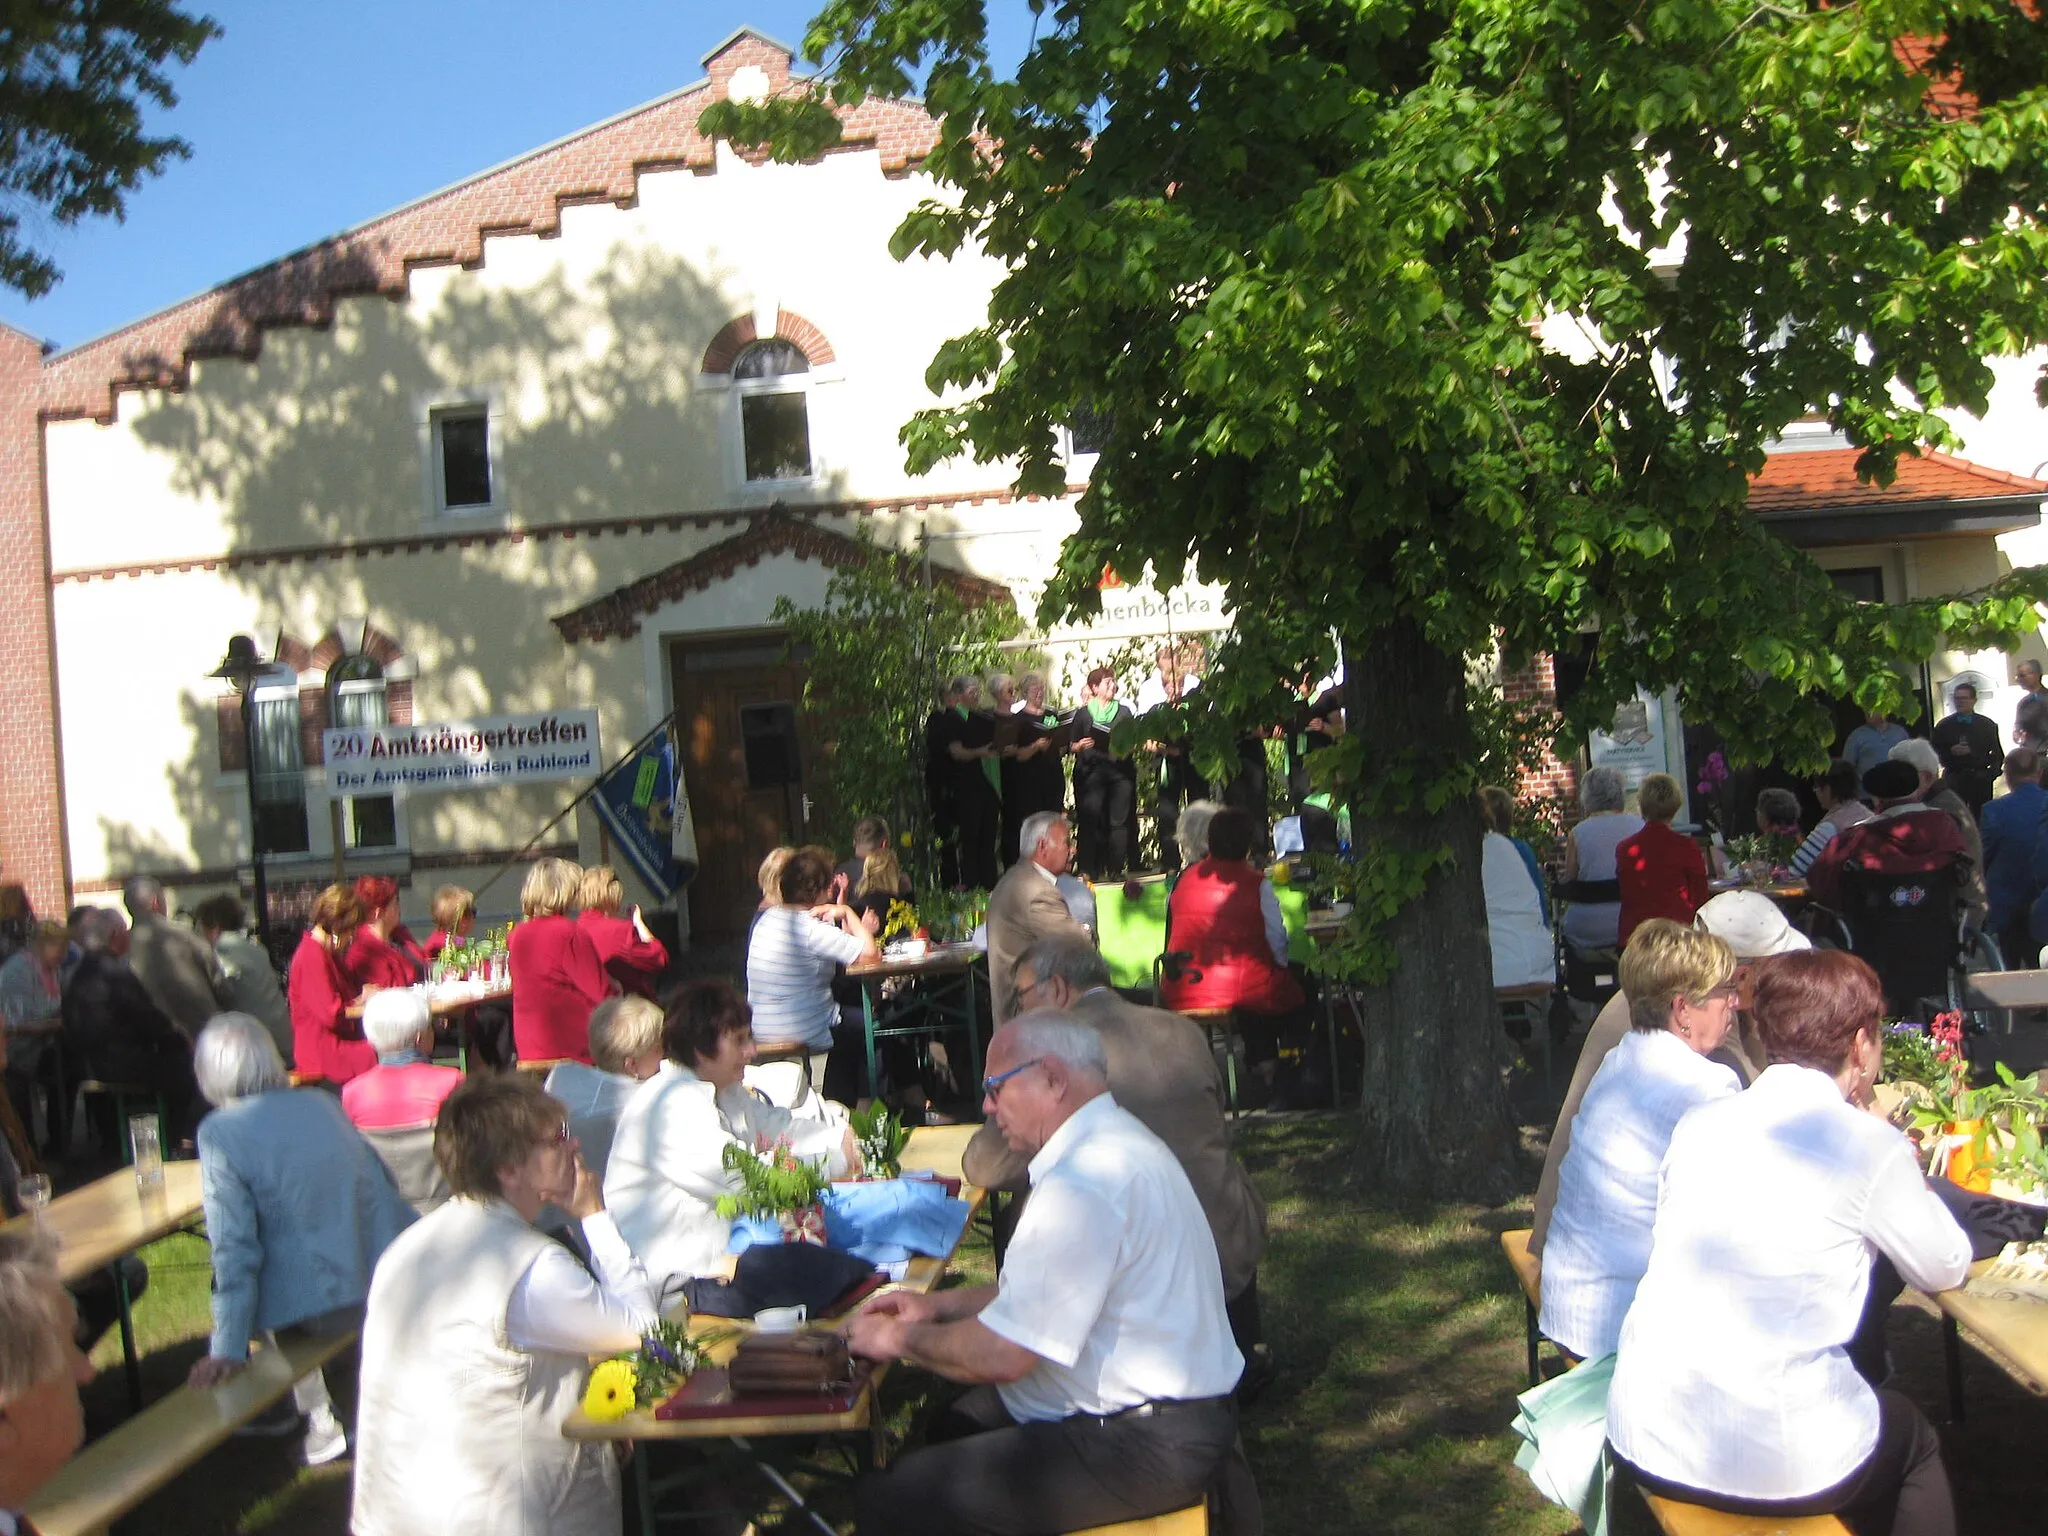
[
  {"x1": 1942, "y1": 1313, "x2": 1965, "y2": 1424},
  {"x1": 1524, "y1": 1297, "x2": 1540, "y2": 1389},
  {"x1": 112, "y1": 1258, "x2": 142, "y2": 1412},
  {"x1": 730, "y1": 1436, "x2": 838, "y2": 1536},
  {"x1": 862, "y1": 983, "x2": 882, "y2": 1110},
  {"x1": 965, "y1": 963, "x2": 984, "y2": 1088},
  {"x1": 632, "y1": 1441, "x2": 656, "y2": 1535},
  {"x1": 1321, "y1": 985, "x2": 1342, "y2": 1110}
]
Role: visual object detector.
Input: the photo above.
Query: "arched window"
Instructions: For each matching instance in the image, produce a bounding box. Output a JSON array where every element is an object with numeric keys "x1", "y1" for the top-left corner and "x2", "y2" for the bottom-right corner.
[
  {"x1": 248, "y1": 662, "x2": 311, "y2": 856},
  {"x1": 330, "y1": 654, "x2": 397, "y2": 849},
  {"x1": 732, "y1": 339, "x2": 813, "y2": 483}
]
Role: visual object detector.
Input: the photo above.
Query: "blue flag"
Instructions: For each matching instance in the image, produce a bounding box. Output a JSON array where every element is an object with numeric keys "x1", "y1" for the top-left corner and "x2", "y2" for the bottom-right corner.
[{"x1": 591, "y1": 727, "x2": 693, "y2": 900}]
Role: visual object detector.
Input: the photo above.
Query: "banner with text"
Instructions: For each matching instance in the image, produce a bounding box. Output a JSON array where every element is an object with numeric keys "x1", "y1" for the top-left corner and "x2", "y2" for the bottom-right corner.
[{"x1": 323, "y1": 710, "x2": 602, "y2": 796}]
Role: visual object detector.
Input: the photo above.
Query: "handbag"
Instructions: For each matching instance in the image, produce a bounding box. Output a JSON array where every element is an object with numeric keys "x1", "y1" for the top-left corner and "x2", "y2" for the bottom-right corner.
[{"x1": 727, "y1": 1331, "x2": 854, "y2": 1396}]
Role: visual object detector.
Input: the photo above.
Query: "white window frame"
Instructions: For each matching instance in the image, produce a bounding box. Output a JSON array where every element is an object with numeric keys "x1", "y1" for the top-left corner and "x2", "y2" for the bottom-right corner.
[
  {"x1": 330, "y1": 674, "x2": 407, "y2": 853},
  {"x1": 417, "y1": 390, "x2": 508, "y2": 519},
  {"x1": 705, "y1": 342, "x2": 840, "y2": 497}
]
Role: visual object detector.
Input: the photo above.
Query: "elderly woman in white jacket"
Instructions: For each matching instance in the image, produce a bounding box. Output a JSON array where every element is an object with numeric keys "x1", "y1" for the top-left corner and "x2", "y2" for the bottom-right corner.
[
  {"x1": 1608, "y1": 949, "x2": 1969, "y2": 1535},
  {"x1": 605, "y1": 978, "x2": 860, "y2": 1296},
  {"x1": 1537, "y1": 920, "x2": 1743, "y2": 1361}
]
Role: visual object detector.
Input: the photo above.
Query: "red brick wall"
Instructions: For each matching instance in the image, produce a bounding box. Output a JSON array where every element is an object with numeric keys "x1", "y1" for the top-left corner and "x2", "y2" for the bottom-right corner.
[
  {"x1": 1500, "y1": 653, "x2": 1581, "y2": 826},
  {"x1": 0, "y1": 325, "x2": 69, "y2": 912}
]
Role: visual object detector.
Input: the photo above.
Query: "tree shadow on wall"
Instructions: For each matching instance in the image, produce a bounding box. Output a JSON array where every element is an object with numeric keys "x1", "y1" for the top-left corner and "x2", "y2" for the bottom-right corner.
[{"x1": 113, "y1": 239, "x2": 849, "y2": 887}]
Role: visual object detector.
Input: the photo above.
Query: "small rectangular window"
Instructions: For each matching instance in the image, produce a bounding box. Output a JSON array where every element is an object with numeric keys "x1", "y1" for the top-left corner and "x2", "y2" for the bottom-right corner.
[
  {"x1": 740, "y1": 701, "x2": 802, "y2": 788},
  {"x1": 435, "y1": 407, "x2": 493, "y2": 509},
  {"x1": 1067, "y1": 404, "x2": 1109, "y2": 457},
  {"x1": 332, "y1": 680, "x2": 398, "y2": 849},
  {"x1": 741, "y1": 393, "x2": 812, "y2": 482},
  {"x1": 1828, "y1": 567, "x2": 1885, "y2": 604},
  {"x1": 249, "y1": 693, "x2": 312, "y2": 855}
]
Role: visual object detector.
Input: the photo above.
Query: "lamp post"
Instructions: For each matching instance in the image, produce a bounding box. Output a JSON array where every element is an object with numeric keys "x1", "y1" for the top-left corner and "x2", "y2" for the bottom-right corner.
[{"x1": 210, "y1": 635, "x2": 270, "y2": 943}]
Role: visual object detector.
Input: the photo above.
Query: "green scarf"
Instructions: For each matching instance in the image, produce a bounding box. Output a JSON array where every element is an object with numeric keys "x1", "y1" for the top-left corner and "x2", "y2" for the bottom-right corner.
[
  {"x1": 1086, "y1": 698, "x2": 1119, "y2": 727},
  {"x1": 961, "y1": 704, "x2": 1000, "y2": 794}
]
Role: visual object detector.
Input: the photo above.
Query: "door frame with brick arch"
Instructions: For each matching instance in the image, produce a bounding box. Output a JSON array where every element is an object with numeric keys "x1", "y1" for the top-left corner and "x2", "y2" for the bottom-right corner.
[{"x1": 671, "y1": 632, "x2": 824, "y2": 943}]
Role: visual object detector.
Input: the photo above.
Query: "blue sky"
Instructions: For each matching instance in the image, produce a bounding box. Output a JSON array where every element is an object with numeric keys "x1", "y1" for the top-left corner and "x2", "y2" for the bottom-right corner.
[{"x1": 0, "y1": 1, "x2": 1036, "y2": 351}]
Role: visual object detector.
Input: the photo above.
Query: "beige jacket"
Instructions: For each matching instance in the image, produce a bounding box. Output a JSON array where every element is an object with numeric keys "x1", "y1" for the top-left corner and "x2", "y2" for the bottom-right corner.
[
  {"x1": 983, "y1": 859, "x2": 1090, "y2": 1025},
  {"x1": 963, "y1": 987, "x2": 1267, "y2": 1298}
]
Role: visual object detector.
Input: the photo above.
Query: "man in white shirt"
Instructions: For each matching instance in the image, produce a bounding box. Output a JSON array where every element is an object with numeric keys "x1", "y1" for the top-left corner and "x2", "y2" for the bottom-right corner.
[
  {"x1": 0, "y1": 1228, "x2": 96, "y2": 1535},
  {"x1": 845, "y1": 1013, "x2": 1258, "y2": 1536}
]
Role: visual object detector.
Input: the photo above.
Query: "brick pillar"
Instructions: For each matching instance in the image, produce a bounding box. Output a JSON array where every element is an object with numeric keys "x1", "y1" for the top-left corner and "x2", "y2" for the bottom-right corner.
[
  {"x1": 0, "y1": 325, "x2": 68, "y2": 911},
  {"x1": 1501, "y1": 653, "x2": 1582, "y2": 827}
]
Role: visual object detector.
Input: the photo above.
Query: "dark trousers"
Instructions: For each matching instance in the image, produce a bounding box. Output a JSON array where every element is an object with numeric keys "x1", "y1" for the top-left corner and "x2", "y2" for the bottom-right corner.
[
  {"x1": 2000, "y1": 916, "x2": 2038, "y2": 970},
  {"x1": 1076, "y1": 772, "x2": 1134, "y2": 879},
  {"x1": 1219, "y1": 741, "x2": 1271, "y2": 860},
  {"x1": 1617, "y1": 1388, "x2": 1952, "y2": 1536},
  {"x1": 856, "y1": 1385, "x2": 1257, "y2": 1536},
  {"x1": 956, "y1": 790, "x2": 1000, "y2": 890},
  {"x1": 1157, "y1": 754, "x2": 1201, "y2": 870}
]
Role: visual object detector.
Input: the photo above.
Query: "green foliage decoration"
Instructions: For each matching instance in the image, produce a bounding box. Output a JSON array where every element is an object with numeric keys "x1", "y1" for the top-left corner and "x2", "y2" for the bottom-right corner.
[
  {"x1": 773, "y1": 529, "x2": 1017, "y2": 875},
  {"x1": 715, "y1": 1139, "x2": 831, "y2": 1222}
]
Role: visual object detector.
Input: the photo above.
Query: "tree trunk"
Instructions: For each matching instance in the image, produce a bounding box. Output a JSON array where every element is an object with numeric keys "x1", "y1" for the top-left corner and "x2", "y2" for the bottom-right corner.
[{"x1": 1344, "y1": 621, "x2": 1522, "y2": 1202}]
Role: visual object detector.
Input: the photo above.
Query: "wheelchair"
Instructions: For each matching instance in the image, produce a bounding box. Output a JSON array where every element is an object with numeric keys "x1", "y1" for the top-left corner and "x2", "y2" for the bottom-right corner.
[{"x1": 1807, "y1": 860, "x2": 2003, "y2": 1021}]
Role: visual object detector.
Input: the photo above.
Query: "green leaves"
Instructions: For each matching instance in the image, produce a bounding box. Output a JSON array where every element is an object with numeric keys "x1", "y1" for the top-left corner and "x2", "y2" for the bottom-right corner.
[{"x1": 0, "y1": 0, "x2": 220, "y2": 297}]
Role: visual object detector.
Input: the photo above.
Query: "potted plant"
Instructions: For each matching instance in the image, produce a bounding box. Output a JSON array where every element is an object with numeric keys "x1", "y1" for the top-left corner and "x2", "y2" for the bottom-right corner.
[
  {"x1": 1883, "y1": 1014, "x2": 2048, "y2": 1194},
  {"x1": 717, "y1": 1137, "x2": 831, "y2": 1245},
  {"x1": 848, "y1": 1102, "x2": 910, "y2": 1179}
]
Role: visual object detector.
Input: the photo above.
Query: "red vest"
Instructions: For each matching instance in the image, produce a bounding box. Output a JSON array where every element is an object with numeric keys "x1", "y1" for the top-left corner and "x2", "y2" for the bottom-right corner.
[{"x1": 1162, "y1": 859, "x2": 1306, "y2": 1014}]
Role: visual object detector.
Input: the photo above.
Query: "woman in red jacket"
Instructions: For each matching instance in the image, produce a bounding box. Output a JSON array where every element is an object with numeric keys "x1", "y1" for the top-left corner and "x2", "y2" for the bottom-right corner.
[
  {"x1": 1616, "y1": 772, "x2": 1712, "y2": 950},
  {"x1": 574, "y1": 865, "x2": 668, "y2": 998},
  {"x1": 288, "y1": 884, "x2": 377, "y2": 1083},
  {"x1": 507, "y1": 858, "x2": 612, "y2": 1064},
  {"x1": 345, "y1": 876, "x2": 424, "y2": 993},
  {"x1": 1162, "y1": 806, "x2": 1308, "y2": 1105}
]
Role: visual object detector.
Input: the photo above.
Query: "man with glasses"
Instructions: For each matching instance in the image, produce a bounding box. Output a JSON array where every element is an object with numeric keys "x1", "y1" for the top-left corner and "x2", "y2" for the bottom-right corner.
[
  {"x1": 964, "y1": 938, "x2": 1269, "y2": 1387},
  {"x1": 845, "y1": 1014, "x2": 1258, "y2": 1535},
  {"x1": 984, "y1": 810, "x2": 1092, "y2": 1026}
]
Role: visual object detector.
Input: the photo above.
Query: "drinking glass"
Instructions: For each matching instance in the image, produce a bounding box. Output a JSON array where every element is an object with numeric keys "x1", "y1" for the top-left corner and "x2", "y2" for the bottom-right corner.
[
  {"x1": 130, "y1": 1113, "x2": 164, "y2": 1194},
  {"x1": 16, "y1": 1173, "x2": 51, "y2": 1224}
]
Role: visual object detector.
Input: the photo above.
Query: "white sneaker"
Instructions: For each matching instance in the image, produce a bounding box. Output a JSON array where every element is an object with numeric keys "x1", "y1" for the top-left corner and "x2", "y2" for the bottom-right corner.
[{"x1": 301, "y1": 1408, "x2": 348, "y2": 1466}]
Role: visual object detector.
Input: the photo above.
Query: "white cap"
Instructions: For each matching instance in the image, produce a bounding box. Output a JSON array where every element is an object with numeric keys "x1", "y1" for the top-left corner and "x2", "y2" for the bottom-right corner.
[{"x1": 1694, "y1": 890, "x2": 1813, "y2": 958}]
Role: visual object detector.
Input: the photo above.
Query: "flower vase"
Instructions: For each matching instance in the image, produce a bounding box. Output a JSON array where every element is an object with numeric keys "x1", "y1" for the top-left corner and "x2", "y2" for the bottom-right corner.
[
  {"x1": 778, "y1": 1204, "x2": 829, "y2": 1247},
  {"x1": 1942, "y1": 1120, "x2": 1994, "y2": 1193}
]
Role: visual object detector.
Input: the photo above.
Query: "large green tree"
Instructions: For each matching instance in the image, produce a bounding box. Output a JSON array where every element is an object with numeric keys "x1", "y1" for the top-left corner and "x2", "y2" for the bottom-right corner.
[
  {"x1": 710, "y1": 0, "x2": 2048, "y2": 1196},
  {"x1": 1, "y1": 0, "x2": 219, "y2": 297}
]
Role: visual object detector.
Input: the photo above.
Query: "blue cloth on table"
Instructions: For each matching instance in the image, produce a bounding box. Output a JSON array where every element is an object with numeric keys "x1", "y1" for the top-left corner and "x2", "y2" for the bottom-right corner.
[{"x1": 727, "y1": 1176, "x2": 972, "y2": 1264}]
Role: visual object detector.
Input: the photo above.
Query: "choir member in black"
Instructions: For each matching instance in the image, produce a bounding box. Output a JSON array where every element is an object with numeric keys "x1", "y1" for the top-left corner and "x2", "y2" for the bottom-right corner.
[
  {"x1": 1136, "y1": 643, "x2": 1205, "y2": 872},
  {"x1": 925, "y1": 680, "x2": 966, "y2": 887},
  {"x1": 931, "y1": 674, "x2": 1002, "y2": 889},
  {"x1": 1284, "y1": 678, "x2": 1346, "y2": 809},
  {"x1": 1006, "y1": 671, "x2": 1069, "y2": 864},
  {"x1": 1071, "y1": 666, "x2": 1138, "y2": 879}
]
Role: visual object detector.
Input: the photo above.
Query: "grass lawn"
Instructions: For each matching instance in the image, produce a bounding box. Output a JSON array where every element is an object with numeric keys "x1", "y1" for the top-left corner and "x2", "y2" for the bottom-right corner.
[{"x1": 67, "y1": 1099, "x2": 2048, "y2": 1534}]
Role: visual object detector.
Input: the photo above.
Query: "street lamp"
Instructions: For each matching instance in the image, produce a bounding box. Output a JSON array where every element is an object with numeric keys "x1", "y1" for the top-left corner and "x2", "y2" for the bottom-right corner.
[{"x1": 210, "y1": 635, "x2": 270, "y2": 943}]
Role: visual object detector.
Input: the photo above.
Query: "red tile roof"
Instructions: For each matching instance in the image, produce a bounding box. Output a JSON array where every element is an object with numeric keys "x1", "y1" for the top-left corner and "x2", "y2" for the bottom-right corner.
[
  {"x1": 32, "y1": 30, "x2": 942, "y2": 422},
  {"x1": 1748, "y1": 448, "x2": 2048, "y2": 514}
]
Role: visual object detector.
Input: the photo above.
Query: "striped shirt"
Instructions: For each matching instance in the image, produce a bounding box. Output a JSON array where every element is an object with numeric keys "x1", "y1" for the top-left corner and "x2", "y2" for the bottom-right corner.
[{"x1": 745, "y1": 906, "x2": 866, "y2": 1049}]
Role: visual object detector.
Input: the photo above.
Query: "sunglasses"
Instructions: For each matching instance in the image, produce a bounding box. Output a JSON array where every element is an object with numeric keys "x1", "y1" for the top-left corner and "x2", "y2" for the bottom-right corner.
[{"x1": 981, "y1": 1057, "x2": 1046, "y2": 1101}]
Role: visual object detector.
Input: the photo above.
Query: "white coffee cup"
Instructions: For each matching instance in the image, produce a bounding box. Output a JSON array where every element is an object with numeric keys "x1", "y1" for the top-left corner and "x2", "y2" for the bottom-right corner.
[{"x1": 752, "y1": 1305, "x2": 807, "y2": 1333}]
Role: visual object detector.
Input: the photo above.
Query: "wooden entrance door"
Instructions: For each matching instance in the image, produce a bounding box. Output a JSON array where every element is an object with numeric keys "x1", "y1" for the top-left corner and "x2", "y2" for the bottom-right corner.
[{"x1": 674, "y1": 637, "x2": 819, "y2": 942}]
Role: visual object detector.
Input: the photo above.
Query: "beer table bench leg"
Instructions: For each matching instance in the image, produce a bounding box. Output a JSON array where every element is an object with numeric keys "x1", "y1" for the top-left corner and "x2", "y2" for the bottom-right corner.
[
  {"x1": 1942, "y1": 1313, "x2": 1965, "y2": 1424},
  {"x1": 730, "y1": 1436, "x2": 838, "y2": 1536},
  {"x1": 112, "y1": 1258, "x2": 142, "y2": 1412}
]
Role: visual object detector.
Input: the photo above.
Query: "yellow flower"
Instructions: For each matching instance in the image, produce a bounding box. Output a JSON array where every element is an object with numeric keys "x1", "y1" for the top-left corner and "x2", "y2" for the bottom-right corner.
[{"x1": 582, "y1": 1358, "x2": 638, "y2": 1422}]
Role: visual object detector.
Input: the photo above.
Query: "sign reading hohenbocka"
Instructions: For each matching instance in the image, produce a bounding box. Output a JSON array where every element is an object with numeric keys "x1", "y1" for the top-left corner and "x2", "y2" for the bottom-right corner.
[{"x1": 322, "y1": 710, "x2": 601, "y2": 796}]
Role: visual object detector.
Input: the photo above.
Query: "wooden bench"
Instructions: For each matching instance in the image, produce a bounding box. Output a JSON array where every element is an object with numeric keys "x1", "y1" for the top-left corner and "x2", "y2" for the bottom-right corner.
[
  {"x1": 26, "y1": 1326, "x2": 358, "y2": 1536},
  {"x1": 1069, "y1": 1506, "x2": 1207, "y2": 1536},
  {"x1": 1500, "y1": 1228, "x2": 1545, "y2": 1387},
  {"x1": 516, "y1": 1056, "x2": 575, "y2": 1076},
  {"x1": 1641, "y1": 1492, "x2": 1847, "y2": 1535}
]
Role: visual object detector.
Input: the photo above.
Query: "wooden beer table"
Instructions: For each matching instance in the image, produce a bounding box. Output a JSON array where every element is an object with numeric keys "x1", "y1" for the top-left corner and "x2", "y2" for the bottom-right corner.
[
  {"x1": 1921, "y1": 1257, "x2": 2048, "y2": 1420},
  {"x1": 2, "y1": 1161, "x2": 205, "y2": 1410},
  {"x1": 563, "y1": 1124, "x2": 986, "y2": 1533},
  {"x1": 846, "y1": 946, "x2": 986, "y2": 1108}
]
